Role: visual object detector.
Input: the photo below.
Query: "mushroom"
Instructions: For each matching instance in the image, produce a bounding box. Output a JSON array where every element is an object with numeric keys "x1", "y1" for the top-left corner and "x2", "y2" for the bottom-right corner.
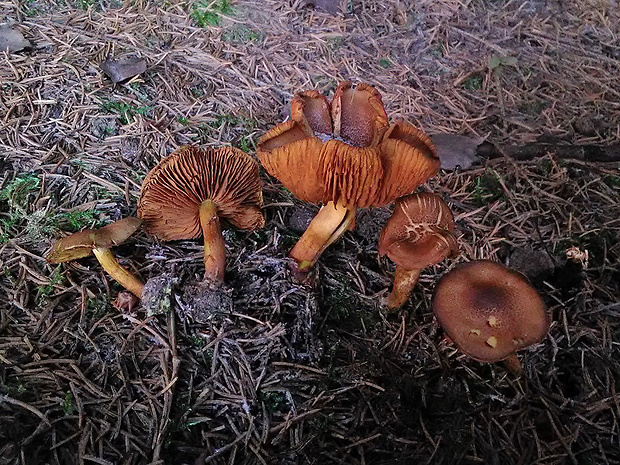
[
  {"x1": 45, "y1": 217, "x2": 144, "y2": 298},
  {"x1": 432, "y1": 260, "x2": 551, "y2": 374},
  {"x1": 378, "y1": 193, "x2": 459, "y2": 311},
  {"x1": 137, "y1": 145, "x2": 264, "y2": 282},
  {"x1": 258, "y1": 81, "x2": 440, "y2": 274}
]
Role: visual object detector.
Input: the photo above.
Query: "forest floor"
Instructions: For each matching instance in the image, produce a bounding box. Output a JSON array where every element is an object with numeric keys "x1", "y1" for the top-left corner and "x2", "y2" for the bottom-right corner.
[{"x1": 1, "y1": 0, "x2": 619, "y2": 464}]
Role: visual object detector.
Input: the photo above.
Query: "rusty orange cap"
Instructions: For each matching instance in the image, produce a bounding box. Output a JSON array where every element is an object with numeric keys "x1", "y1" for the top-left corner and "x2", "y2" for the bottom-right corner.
[{"x1": 138, "y1": 145, "x2": 264, "y2": 241}]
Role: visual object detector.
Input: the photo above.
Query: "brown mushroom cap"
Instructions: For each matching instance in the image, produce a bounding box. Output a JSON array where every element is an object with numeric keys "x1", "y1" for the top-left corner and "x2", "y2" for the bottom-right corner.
[
  {"x1": 137, "y1": 145, "x2": 264, "y2": 241},
  {"x1": 257, "y1": 82, "x2": 440, "y2": 209},
  {"x1": 379, "y1": 193, "x2": 458, "y2": 269},
  {"x1": 432, "y1": 260, "x2": 551, "y2": 362},
  {"x1": 45, "y1": 217, "x2": 142, "y2": 263}
]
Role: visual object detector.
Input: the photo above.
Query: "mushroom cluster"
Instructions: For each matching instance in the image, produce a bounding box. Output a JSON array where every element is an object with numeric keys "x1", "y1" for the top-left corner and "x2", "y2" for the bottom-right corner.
[{"x1": 44, "y1": 80, "x2": 552, "y2": 374}]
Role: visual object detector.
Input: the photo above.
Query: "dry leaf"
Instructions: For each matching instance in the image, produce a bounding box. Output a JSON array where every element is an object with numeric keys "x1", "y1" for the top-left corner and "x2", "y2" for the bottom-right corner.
[
  {"x1": 100, "y1": 54, "x2": 147, "y2": 83},
  {"x1": 0, "y1": 24, "x2": 31, "y2": 52},
  {"x1": 431, "y1": 133, "x2": 485, "y2": 170},
  {"x1": 300, "y1": 0, "x2": 340, "y2": 14}
]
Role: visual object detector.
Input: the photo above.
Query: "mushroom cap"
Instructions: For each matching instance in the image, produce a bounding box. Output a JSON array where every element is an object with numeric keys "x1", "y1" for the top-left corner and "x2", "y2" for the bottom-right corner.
[
  {"x1": 257, "y1": 81, "x2": 440, "y2": 208},
  {"x1": 432, "y1": 260, "x2": 551, "y2": 362},
  {"x1": 46, "y1": 217, "x2": 142, "y2": 263},
  {"x1": 378, "y1": 193, "x2": 458, "y2": 269},
  {"x1": 138, "y1": 145, "x2": 264, "y2": 241}
]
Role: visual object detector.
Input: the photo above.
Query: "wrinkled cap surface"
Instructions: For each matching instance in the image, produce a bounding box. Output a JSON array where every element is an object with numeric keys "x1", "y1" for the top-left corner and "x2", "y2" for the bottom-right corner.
[
  {"x1": 432, "y1": 260, "x2": 551, "y2": 362},
  {"x1": 257, "y1": 81, "x2": 440, "y2": 208},
  {"x1": 138, "y1": 145, "x2": 264, "y2": 241},
  {"x1": 379, "y1": 193, "x2": 458, "y2": 269},
  {"x1": 46, "y1": 217, "x2": 142, "y2": 263}
]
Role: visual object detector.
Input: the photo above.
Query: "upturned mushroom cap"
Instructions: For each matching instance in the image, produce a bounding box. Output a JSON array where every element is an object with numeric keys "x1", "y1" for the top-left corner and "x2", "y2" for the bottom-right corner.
[
  {"x1": 379, "y1": 193, "x2": 458, "y2": 269},
  {"x1": 137, "y1": 145, "x2": 264, "y2": 240},
  {"x1": 45, "y1": 217, "x2": 143, "y2": 263},
  {"x1": 374, "y1": 120, "x2": 440, "y2": 206},
  {"x1": 432, "y1": 260, "x2": 551, "y2": 362},
  {"x1": 257, "y1": 81, "x2": 440, "y2": 209}
]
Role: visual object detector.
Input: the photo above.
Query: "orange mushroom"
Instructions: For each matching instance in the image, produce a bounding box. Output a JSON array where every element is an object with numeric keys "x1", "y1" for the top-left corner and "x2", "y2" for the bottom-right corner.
[
  {"x1": 45, "y1": 217, "x2": 144, "y2": 298},
  {"x1": 379, "y1": 193, "x2": 459, "y2": 311},
  {"x1": 432, "y1": 260, "x2": 551, "y2": 374},
  {"x1": 137, "y1": 145, "x2": 264, "y2": 282},
  {"x1": 258, "y1": 81, "x2": 440, "y2": 274}
]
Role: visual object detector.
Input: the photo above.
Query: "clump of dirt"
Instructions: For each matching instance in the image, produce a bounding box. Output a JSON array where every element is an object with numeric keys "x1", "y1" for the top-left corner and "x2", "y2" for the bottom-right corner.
[
  {"x1": 507, "y1": 245, "x2": 557, "y2": 280},
  {"x1": 142, "y1": 273, "x2": 177, "y2": 316},
  {"x1": 180, "y1": 280, "x2": 233, "y2": 324}
]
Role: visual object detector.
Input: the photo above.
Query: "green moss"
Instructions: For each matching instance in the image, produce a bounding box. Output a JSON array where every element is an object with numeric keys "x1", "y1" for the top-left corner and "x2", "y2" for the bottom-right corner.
[
  {"x1": 260, "y1": 390, "x2": 289, "y2": 413},
  {"x1": 22, "y1": 0, "x2": 38, "y2": 16},
  {"x1": 223, "y1": 25, "x2": 261, "y2": 43},
  {"x1": 76, "y1": 0, "x2": 95, "y2": 9},
  {"x1": 99, "y1": 99, "x2": 152, "y2": 125},
  {"x1": 56, "y1": 210, "x2": 105, "y2": 232},
  {"x1": 603, "y1": 175, "x2": 620, "y2": 188},
  {"x1": 187, "y1": 334, "x2": 206, "y2": 348},
  {"x1": 61, "y1": 391, "x2": 75, "y2": 415},
  {"x1": 86, "y1": 295, "x2": 109, "y2": 318},
  {"x1": 36, "y1": 265, "x2": 65, "y2": 305},
  {"x1": 470, "y1": 170, "x2": 504, "y2": 206},
  {"x1": 537, "y1": 158, "x2": 553, "y2": 176},
  {"x1": 0, "y1": 173, "x2": 41, "y2": 209},
  {"x1": 379, "y1": 58, "x2": 392, "y2": 69},
  {"x1": 0, "y1": 174, "x2": 42, "y2": 243},
  {"x1": 0, "y1": 212, "x2": 21, "y2": 244},
  {"x1": 463, "y1": 75, "x2": 483, "y2": 91},
  {"x1": 191, "y1": 0, "x2": 233, "y2": 27}
]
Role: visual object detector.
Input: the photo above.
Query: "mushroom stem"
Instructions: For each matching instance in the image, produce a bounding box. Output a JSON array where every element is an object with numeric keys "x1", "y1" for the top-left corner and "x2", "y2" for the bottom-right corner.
[
  {"x1": 199, "y1": 199, "x2": 226, "y2": 282},
  {"x1": 289, "y1": 201, "x2": 356, "y2": 271},
  {"x1": 502, "y1": 354, "x2": 523, "y2": 376},
  {"x1": 385, "y1": 265, "x2": 422, "y2": 311},
  {"x1": 92, "y1": 247, "x2": 145, "y2": 298}
]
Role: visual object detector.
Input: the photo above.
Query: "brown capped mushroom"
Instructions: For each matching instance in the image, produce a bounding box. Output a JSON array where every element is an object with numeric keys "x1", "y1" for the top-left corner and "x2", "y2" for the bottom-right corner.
[
  {"x1": 379, "y1": 193, "x2": 459, "y2": 311},
  {"x1": 432, "y1": 260, "x2": 551, "y2": 373},
  {"x1": 137, "y1": 145, "x2": 264, "y2": 282},
  {"x1": 258, "y1": 81, "x2": 440, "y2": 274},
  {"x1": 45, "y1": 217, "x2": 144, "y2": 298}
]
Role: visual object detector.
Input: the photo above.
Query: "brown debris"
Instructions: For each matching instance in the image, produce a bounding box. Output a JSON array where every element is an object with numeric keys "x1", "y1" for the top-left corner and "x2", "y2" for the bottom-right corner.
[
  {"x1": 431, "y1": 133, "x2": 485, "y2": 171},
  {"x1": 0, "y1": 23, "x2": 30, "y2": 52},
  {"x1": 100, "y1": 54, "x2": 147, "y2": 83}
]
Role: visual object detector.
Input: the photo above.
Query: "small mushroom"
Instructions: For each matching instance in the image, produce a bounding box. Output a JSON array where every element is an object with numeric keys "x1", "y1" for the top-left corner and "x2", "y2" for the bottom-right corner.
[
  {"x1": 378, "y1": 193, "x2": 459, "y2": 311},
  {"x1": 137, "y1": 145, "x2": 264, "y2": 282},
  {"x1": 45, "y1": 217, "x2": 144, "y2": 298},
  {"x1": 432, "y1": 260, "x2": 551, "y2": 374},
  {"x1": 258, "y1": 81, "x2": 440, "y2": 274}
]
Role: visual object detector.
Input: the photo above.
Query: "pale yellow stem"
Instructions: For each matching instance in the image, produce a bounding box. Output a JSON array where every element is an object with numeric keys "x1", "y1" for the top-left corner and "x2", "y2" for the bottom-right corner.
[
  {"x1": 92, "y1": 247, "x2": 144, "y2": 298},
  {"x1": 289, "y1": 201, "x2": 356, "y2": 271},
  {"x1": 385, "y1": 266, "x2": 422, "y2": 311},
  {"x1": 199, "y1": 199, "x2": 226, "y2": 282}
]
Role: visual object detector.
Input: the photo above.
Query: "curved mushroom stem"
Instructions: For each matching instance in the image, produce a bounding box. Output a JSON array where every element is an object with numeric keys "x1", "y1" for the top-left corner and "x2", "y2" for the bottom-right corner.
[
  {"x1": 385, "y1": 265, "x2": 422, "y2": 311},
  {"x1": 199, "y1": 199, "x2": 226, "y2": 282},
  {"x1": 289, "y1": 201, "x2": 356, "y2": 272},
  {"x1": 92, "y1": 247, "x2": 145, "y2": 298},
  {"x1": 502, "y1": 354, "x2": 523, "y2": 376}
]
